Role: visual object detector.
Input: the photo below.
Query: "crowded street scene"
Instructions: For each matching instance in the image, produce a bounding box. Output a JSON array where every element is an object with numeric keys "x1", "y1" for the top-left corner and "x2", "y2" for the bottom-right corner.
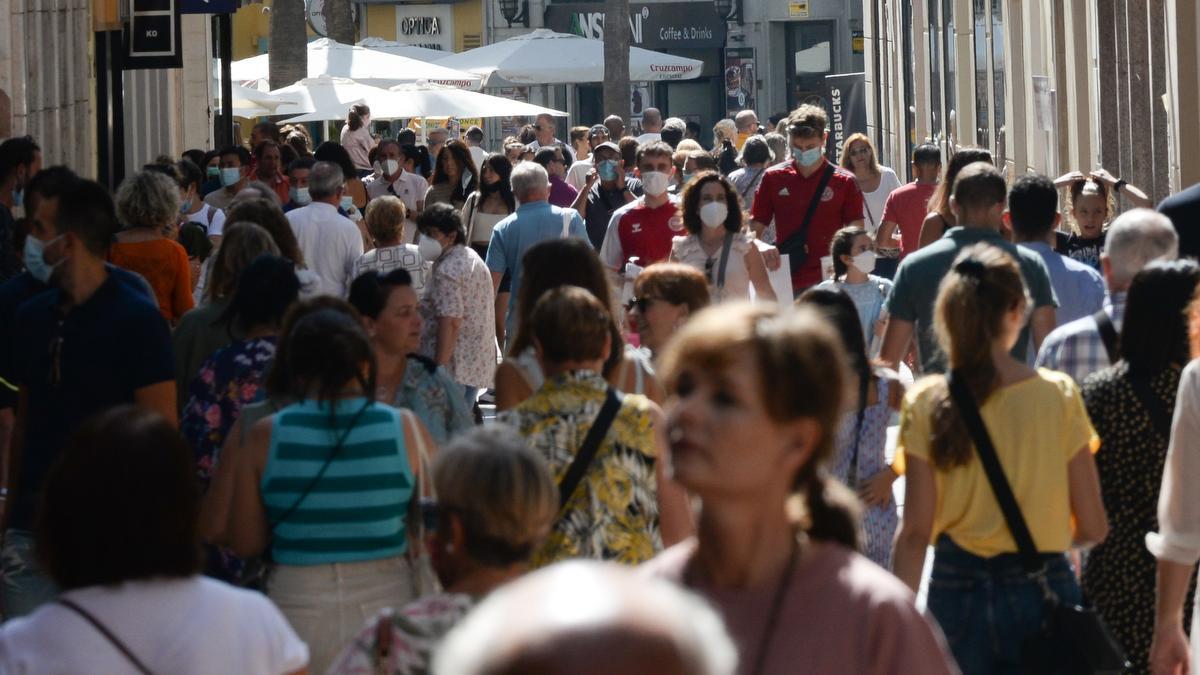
[{"x1": 0, "y1": 0, "x2": 1198, "y2": 673}]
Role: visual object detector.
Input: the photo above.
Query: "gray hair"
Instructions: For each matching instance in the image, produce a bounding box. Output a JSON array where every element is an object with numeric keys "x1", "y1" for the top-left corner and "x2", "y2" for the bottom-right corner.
[
  {"x1": 734, "y1": 109, "x2": 759, "y2": 131},
  {"x1": 510, "y1": 161, "x2": 549, "y2": 202},
  {"x1": 663, "y1": 117, "x2": 687, "y2": 133},
  {"x1": 764, "y1": 132, "x2": 788, "y2": 164},
  {"x1": 1104, "y1": 208, "x2": 1180, "y2": 290},
  {"x1": 116, "y1": 170, "x2": 180, "y2": 230},
  {"x1": 433, "y1": 560, "x2": 737, "y2": 675},
  {"x1": 713, "y1": 118, "x2": 737, "y2": 143},
  {"x1": 233, "y1": 181, "x2": 282, "y2": 209},
  {"x1": 308, "y1": 161, "x2": 345, "y2": 200}
]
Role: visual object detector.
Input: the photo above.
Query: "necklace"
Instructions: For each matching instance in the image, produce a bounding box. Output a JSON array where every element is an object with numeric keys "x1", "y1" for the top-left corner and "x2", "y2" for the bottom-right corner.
[{"x1": 747, "y1": 536, "x2": 800, "y2": 675}]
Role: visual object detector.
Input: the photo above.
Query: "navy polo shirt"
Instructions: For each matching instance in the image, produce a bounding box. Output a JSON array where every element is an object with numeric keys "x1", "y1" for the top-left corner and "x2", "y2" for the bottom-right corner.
[{"x1": 10, "y1": 270, "x2": 173, "y2": 530}]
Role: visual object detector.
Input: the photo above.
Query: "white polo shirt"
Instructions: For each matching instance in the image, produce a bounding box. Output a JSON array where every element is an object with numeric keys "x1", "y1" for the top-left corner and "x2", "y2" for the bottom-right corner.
[{"x1": 286, "y1": 201, "x2": 365, "y2": 298}]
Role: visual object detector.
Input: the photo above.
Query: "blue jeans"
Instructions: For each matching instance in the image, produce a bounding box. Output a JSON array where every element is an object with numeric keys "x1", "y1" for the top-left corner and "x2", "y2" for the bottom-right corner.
[
  {"x1": 1, "y1": 529, "x2": 58, "y2": 619},
  {"x1": 926, "y1": 536, "x2": 1081, "y2": 675},
  {"x1": 463, "y1": 385, "x2": 480, "y2": 408}
]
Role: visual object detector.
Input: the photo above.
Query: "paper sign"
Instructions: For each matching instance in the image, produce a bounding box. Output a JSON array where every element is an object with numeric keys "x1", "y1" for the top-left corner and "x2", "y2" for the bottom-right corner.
[{"x1": 788, "y1": 1, "x2": 810, "y2": 18}]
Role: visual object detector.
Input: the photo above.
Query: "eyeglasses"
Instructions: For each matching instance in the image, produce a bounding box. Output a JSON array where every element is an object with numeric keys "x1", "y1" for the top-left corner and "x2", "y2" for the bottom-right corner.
[
  {"x1": 849, "y1": 146, "x2": 872, "y2": 157},
  {"x1": 625, "y1": 296, "x2": 661, "y2": 313}
]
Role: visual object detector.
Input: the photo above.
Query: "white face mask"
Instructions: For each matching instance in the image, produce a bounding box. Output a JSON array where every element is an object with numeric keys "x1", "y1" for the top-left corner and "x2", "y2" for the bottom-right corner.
[
  {"x1": 417, "y1": 234, "x2": 444, "y2": 261},
  {"x1": 851, "y1": 250, "x2": 876, "y2": 275},
  {"x1": 384, "y1": 159, "x2": 400, "y2": 176},
  {"x1": 699, "y1": 201, "x2": 728, "y2": 229},
  {"x1": 641, "y1": 171, "x2": 670, "y2": 197}
]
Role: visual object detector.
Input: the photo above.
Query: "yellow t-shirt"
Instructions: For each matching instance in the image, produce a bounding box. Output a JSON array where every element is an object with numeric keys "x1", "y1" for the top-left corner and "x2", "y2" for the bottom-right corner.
[{"x1": 898, "y1": 368, "x2": 1099, "y2": 557}]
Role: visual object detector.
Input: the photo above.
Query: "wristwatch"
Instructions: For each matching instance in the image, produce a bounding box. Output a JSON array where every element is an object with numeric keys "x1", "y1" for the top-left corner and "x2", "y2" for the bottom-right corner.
[{"x1": 1114, "y1": 179, "x2": 1127, "y2": 194}]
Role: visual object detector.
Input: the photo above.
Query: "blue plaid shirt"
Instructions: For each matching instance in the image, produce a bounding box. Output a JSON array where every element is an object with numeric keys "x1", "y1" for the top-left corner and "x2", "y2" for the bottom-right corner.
[{"x1": 1035, "y1": 292, "x2": 1126, "y2": 384}]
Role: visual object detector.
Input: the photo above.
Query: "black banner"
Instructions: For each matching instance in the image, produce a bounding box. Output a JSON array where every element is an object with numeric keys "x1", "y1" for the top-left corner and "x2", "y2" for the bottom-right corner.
[
  {"x1": 824, "y1": 72, "x2": 866, "y2": 160},
  {"x1": 544, "y1": 2, "x2": 726, "y2": 50}
]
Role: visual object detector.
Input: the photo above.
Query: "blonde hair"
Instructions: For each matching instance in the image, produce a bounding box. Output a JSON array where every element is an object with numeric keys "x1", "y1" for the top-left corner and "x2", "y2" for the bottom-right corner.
[
  {"x1": 839, "y1": 133, "x2": 880, "y2": 176},
  {"x1": 116, "y1": 170, "x2": 180, "y2": 230},
  {"x1": 658, "y1": 302, "x2": 860, "y2": 548},
  {"x1": 434, "y1": 427, "x2": 557, "y2": 566},
  {"x1": 205, "y1": 222, "x2": 281, "y2": 302},
  {"x1": 364, "y1": 196, "x2": 406, "y2": 244}
]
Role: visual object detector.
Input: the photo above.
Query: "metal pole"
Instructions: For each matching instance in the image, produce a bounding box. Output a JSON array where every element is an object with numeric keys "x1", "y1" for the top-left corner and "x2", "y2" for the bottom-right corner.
[
  {"x1": 110, "y1": 30, "x2": 127, "y2": 186},
  {"x1": 96, "y1": 31, "x2": 111, "y2": 189},
  {"x1": 218, "y1": 12, "x2": 234, "y2": 147}
]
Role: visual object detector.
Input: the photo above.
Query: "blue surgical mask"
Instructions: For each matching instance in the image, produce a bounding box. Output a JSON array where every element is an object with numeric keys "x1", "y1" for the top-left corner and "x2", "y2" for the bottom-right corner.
[
  {"x1": 597, "y1": 159, "x2": 619, "y2": 182},
  {"x1": 681, "y1": 172, "x2": 694, "y2": 186},
  {"x1": 206, "y1": 166, "x2": 220, "y2": 180},
  {"x1": 13, "y1": 189, "x2": 23, "y2": 208},
  {"x1": 24, "y1": 234, "x2": 64, "y2": 283},
  {"x1": 290, "y1": 186, "x2": 312, "y2": 206},
  {"x1": 179, "y1": 199, "x2": 192, "y2": 214},
  {"x1": 340, "y1": 195, "x2": 355, "y2": 211},
  {"x1": 219, "y1": 167, "x2": 241, "y2": 187},
  {"x1": 793, "y1": 146, "x2": 824, "y2": 167}
]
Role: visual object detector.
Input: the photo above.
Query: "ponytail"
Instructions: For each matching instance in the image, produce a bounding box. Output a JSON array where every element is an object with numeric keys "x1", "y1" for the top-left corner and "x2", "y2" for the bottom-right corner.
[
  {"x1": 347, "y1": 104, "x2": 370, "y2": 132},
  {"x1": 792, "y1": 465, "x2": 861, "y2": 551},
  {"x1": 928, "y1": 244, "x2": 1028, "y2": 469},
  {"x1": 828, "y1": 226, "x2": 866, "y2": 280}
]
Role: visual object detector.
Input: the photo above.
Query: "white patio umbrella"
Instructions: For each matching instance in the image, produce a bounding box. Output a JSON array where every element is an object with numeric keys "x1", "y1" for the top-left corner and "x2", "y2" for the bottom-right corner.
[
  {"x1": 230, "y1": 38, "x2": 484, "y2": 90},
  {"x1": 355, "y1": 38, "x2": 451, "y2": 64},
  {"x1": 277, "y1": 81, "x2": 568, "y2": 123},
  {"x1": 434, "y1": 29, "x2": 703, "y2": 86},
  {"x1": 266, "y1": 76, "x2": 397, "y2": 121},
  {"x1": 218, "y1": 84, "x2": 300, "y2": 118}
]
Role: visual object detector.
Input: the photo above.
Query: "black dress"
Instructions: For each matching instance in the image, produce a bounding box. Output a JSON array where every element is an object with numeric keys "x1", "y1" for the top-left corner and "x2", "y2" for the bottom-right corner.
[{"x1": 1081, "y1": 362, "x2": 1196, "y2": 674}]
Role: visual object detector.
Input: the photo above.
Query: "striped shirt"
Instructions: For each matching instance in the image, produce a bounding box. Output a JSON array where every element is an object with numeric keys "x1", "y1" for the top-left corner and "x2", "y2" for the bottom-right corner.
[{"x1": 261, "y1": 398, "x2": 414, "y2": 566}]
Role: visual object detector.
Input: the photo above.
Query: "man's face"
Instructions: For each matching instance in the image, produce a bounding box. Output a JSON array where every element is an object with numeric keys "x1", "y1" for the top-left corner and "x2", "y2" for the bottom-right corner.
[
  {"x1": 257, "y1": 146, "x2": 281, "y2": 176},
  {"x1": 914, "y1": 161, "x2": 942, "y2": 183},
  {"x1": 606, "y1": 121, "x2": 625, "y2": 139},
  {"x1": 536, "y1": 117, "x2": 555, "y2": 140},
  {"x1": 30, "y1": 195, "x2": 71, "y2": 272},
  {"x1": 250, "y1": 129, "x2": 265, "y2": 148},
  {"x1": 589, "y1": 131, "x2": 609, "y2": 150},
  {"x1": 219, "y1": 155, "x2": 243, "y2": 171},
  {"x1": 289, "y1": 168, "x2": 311, "y2": 189},
  {"x1": 593, "y1": 148, "x2": 619, "y2": 167},
  {"x1": 637, "y1": 153, "x2": 674, "y2": 177},
  {"x1": 790, "y1": 131, "x2": 827, "y2": 158},
  {"x1": 546, "y1": 151, "x2": 566, "y2": 178},
  {"x1": 429, "y1": 131, "x2": 447, "y2": 148}
]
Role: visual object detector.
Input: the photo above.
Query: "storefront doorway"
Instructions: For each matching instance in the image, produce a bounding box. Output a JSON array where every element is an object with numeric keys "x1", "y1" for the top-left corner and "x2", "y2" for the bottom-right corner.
[{"x1": 784, "y1": 21, "x2": 836, "y2": 112}]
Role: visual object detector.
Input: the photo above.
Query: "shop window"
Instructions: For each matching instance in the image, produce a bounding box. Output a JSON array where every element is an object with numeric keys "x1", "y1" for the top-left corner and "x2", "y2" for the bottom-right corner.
[
  {"x1": 992, "y1": 0, "x2": 1005, "y2": 162},
  {"x1": 973, "y1": 0, "x2": 989, "y2": 146},
  {"x1": 942, "y1": 0, "x2": 956, "y2": 144},
  {"x1": 785, "y1": 21, "x2": 835, "y2": 112},
  {"x1": 927, "y1": 0, "x2": 942, "y2": 140}
]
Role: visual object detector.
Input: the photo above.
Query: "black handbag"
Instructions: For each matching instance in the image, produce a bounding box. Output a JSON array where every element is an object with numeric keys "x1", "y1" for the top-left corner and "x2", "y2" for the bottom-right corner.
[
  {"x1": 777, "y1": 162, "x2": 836, "y2": 275},
  {"x1": 947, "y1": 371, "x2": 1129, "y2": 675}
]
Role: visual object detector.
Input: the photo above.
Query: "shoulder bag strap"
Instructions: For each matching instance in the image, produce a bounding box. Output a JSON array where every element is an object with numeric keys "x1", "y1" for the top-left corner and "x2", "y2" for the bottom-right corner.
[
  {"x1": 57, "y1": 598, "x2": 155, "y2": 675},
  {"x1": 558, "y1": 387, "x2": 623, "y2": 508},
  {"x1": 946, "y1": 370, "x2": 1043, "y2": 573},
  {"x1": 779, "y1": 163, "x2": 837, "y2": 259},
  {"x1": 738, "y1": 168, "x2": 765, "y2": 202},
  {"x1": 1092, "y1": 309, "x2": 1119, "y2": 364},
  {"x1": 715, "y1": 231, "x2": 736, "y2": 290},
  {"x1": 561, "y1": 209, "x2": 572, "y2": 238},
  {"x1": 1127, "y1": 374, "x2": 1175, "y2": 441},
  {"x1": 463, "y1": 192, "x2": 478, "y2": 243},
  {"x1": 846, "y1": 372, "x2": 871, "y2": 483}
]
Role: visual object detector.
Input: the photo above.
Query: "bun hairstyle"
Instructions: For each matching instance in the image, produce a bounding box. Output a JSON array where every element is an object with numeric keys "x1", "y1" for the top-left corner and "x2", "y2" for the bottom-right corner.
[
  {"x1": 928, "y1": 243, "x2": 1029, "y2": 469},
  {"x1": 1067, "y1": 177, "x2": 1115, "y2": 229},
  {"x1": 658, "y1": 302, "x2": 861, "y2": 549},
  {"x1": 347, "y1": 104, "x2": 370, "y2": 132}
]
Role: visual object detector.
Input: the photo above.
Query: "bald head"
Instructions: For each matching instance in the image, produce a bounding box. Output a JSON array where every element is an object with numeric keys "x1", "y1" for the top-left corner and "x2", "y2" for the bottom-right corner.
[
  {"x1": 734, "y1": 109, "x2": 759, "y2": 132},
  {"x1": 433, "y1": 561, "x2": 736, "y2": 675}
]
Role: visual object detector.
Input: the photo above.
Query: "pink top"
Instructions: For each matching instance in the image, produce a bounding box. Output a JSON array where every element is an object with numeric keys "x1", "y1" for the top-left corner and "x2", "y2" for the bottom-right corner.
[{"x1": 642, "y1": 539, "x2": 958, "y2": 675}]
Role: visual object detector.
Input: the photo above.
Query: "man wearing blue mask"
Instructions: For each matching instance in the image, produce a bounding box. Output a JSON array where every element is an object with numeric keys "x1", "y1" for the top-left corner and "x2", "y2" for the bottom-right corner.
[
  {"x1": 6, "y1": 177, "x2": 174, "y2": 618},
  {"x1": 0, "y1": 137, "x2": 41, "y2": 282},
  {"x1": 201, "y1": 145, "x2": 250, "y2": 212},
  {"x1": 749, "y1": 105, "x2": 864, "y2": 295},
  {"x1": 582, "y1": 142, "x2": 639, "y2": 250}
]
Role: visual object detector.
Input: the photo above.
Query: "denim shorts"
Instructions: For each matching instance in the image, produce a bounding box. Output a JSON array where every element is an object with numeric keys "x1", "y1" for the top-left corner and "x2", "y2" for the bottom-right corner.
[{"x1": 926, "y1": 535, "x2": 1081, "y2": 675}]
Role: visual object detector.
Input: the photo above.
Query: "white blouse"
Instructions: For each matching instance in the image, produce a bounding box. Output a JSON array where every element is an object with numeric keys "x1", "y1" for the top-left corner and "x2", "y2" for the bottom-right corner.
[
  {"x1": 861, "y1": 167, "x2": 903, "y2": 237},
  {"x1": 670, "y1": 232, "x2": 755, "y2": 303}
]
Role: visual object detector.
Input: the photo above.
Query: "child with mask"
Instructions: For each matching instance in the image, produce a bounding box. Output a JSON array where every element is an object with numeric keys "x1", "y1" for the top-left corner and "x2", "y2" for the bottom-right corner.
[{"x1": 817, "y1": 226, "x2": 893, "y2": 355}]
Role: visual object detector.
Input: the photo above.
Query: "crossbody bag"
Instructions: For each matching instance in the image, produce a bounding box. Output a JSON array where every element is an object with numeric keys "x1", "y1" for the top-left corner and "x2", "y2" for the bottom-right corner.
[
  {"x1": 558, "y1": 387, "x2": 623, "y2": 510},
  {"x1": 947, "y1": 370, "x2": 1128, "y2": 675},
  {"x1": 778, "y1": 163, "x2": 836, "y2": 275}
]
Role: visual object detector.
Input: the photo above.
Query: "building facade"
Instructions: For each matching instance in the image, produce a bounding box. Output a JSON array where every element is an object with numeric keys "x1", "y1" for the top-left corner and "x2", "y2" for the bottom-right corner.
[{"x1": 865, "y1": 0, "x2": 1200, "y2": 198}]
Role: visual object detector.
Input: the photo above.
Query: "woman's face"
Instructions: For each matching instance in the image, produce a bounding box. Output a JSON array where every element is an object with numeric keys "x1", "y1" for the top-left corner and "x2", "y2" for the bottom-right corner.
[
  {"x1": 481, "y1": 163, "x2": 499, "y2": 185},
  {"x1": 665, "y1": 352, "x2": 814, "y2": 498},
  {"x1": 847, "y1": 141, "x2": 872, "y2": 170},
  {"x1": 629, "y1": 295, "x2": 689, "y2": 353},
  {"x1": 1073, "y1": 192, "x2": 1107, "y2": 237},
  {"x1": 366, "y1": 285, "x2": 423, "y2": 356},
  {"x1": 441, "y1": 151, "x2": 461, "y2": 179},
  {"x1": 697, "y1": 180, "x2": 726, "y2": 207}
]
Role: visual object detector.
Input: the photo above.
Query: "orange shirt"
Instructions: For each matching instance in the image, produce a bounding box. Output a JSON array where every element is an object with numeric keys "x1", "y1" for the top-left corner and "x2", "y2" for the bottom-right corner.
[{"x1": 108, "y1": 238, "x2": 194, "y2": 321}]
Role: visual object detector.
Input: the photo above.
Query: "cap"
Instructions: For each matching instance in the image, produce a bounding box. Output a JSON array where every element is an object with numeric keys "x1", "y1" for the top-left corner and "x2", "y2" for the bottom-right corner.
[
  {"x1": 588, "y1": 124, "x2": 609, "y2": 139},
  {"x1": 592, "y1": 141, "x2": 621, "y2": 154}
]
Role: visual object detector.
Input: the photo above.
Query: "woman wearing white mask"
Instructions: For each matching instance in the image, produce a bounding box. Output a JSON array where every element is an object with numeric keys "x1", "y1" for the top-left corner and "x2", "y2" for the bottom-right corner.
[
  {"x1": 817, "y1": 226, "x2": 892, "y2": 353},
  {"x1": 415, "y1": 203, "x2": 496, "y2": 408},
  {"x1": 669, "y1": 172, "x2": 776, "y2": 303}
]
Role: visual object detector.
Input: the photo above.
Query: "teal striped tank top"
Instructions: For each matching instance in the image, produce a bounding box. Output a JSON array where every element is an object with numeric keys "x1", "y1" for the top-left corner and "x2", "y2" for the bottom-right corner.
[{"x1": 261, "y1": 398, "x2": 414, "y2": 566}]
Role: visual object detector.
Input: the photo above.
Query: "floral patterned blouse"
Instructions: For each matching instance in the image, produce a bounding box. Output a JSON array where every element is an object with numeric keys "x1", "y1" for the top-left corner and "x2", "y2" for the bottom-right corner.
[
  {"x1": 418, "y1": 245, "x2": 497, "y2": 388},
  {"x1": 326, "y1": 593, "x2": 476, "y2": 675},
  {"x1": 391, "y1": 355, "x2": 474, "y2": 447},
  {"x1": 497, "y1": 370, "x2": 662, "y2": 567},
  {"x1": 180, "y1": 337, "x2": 275, "y2": 487}
]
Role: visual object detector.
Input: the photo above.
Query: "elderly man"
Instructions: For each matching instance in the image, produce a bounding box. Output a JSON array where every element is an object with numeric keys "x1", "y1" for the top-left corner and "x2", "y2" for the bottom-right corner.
[
  {"x1": 433, "y1": 561, "x2": 736, "y2": 675},
  {"x1": 285, "y1": 161, "x2": 364, "y2": 297},
  {"x1": 251, "y1": 140, "x2": 290, "y2": 205},
  {"x1": 734, "y1": 109, "x2": 760, "y2": 149},
  {"x1": 660, "y1": 117, "x2": 686, "y2": 149},
  {"x1": 635, "y1": 107, "x2": 663, "y2": 145},
  {"x1": 484, "y1": 161, "x2": 587, "y2": 343},
  {"x1": 567, "y1": 124, "x2": 610, "y2": 191},
  {"x1": 526, "y1": 113, "x2": 575, "y2": 167},
  {"x1": 1036, "y1": 208, "x2": 1179, "y2": 383}
]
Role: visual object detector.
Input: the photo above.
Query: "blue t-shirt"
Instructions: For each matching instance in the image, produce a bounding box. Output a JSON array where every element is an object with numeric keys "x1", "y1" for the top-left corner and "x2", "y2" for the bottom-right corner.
[
  {"x1": 11, "y1": 270, "x2": 174, "y2": 529},
  {"x1": 484, "y1": 201, "x2": 587, "y2": 341}
]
